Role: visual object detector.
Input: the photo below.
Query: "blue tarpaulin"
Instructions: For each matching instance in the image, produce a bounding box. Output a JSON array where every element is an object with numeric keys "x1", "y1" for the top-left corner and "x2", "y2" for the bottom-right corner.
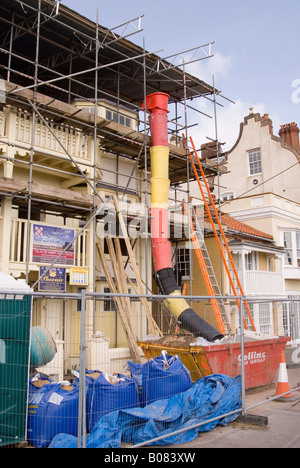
[
  {"x1": 128, "y1": 353, "x2": 193, "y2": 407},
  {"x1": 74, "y1": 371, "x2": 140, "y2": 432},
  {"x1": 49, "y1": 374, "x2": 242, "y2": 448}
]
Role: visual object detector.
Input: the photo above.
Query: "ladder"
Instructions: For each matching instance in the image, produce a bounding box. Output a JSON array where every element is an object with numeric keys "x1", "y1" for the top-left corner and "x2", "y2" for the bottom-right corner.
[
  {"x1": 183, "y1": 135, "x2": 256, "y2": 332},
  {"x1": 183, "y1": 203, "x2": 231, "y2": 334}
]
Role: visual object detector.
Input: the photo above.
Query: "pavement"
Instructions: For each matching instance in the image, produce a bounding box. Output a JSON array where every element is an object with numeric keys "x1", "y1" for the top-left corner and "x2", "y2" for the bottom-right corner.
[{"x1": 168, "y1": 359, "x2": 300, "y2": 449}]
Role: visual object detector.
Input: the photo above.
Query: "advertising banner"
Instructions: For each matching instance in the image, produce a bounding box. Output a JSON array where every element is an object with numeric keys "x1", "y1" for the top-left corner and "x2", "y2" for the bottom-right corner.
[
  {"x1": 33, "y1": 224, "x2": 75, "y2": 266},
  {"x1": 38, "y1": 267, "x2": 66, "y2": 292}
]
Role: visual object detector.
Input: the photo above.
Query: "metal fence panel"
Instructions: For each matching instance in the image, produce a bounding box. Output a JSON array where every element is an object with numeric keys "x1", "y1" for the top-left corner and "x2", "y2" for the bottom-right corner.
[{"x1": 0, "y1": 291, "x2": 299, "y2": 449}]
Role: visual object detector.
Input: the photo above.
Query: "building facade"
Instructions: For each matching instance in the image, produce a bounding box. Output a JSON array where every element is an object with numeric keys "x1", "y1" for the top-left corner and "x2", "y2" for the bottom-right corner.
[
  {"x1": 175, "y1": 207, "x2": 285, "y2": 337},
  {"x1": 220, "y1": 109, "x2": 300, "y2": 343}
]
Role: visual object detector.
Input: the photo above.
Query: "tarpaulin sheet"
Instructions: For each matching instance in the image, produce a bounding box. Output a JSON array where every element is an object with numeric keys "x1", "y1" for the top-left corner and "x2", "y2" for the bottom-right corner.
[
  {"x1": 128, "y1": 353, "x2": 192, "y2": 407},
  {"x1": 73, "y1": 371, "x2": 140, "y2": 432},
  {"x1": 49, "y1": 374, "x2": 241, "y2": 448}
]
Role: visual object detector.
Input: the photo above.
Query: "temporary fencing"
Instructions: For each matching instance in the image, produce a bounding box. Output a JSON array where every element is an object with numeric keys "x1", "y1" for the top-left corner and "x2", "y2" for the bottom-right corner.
[{"x1": 0, "y1": 289, "x2": 299, "y2": 449}]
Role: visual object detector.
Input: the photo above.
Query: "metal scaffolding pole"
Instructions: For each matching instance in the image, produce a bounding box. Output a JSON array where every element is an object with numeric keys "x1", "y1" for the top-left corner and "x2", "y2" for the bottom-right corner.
[
  {"x1": 0, "y1": 0, "x2": 227, "y2": 325},
  {"x1": 25, "y1": 0, "x2": 41, "y2": 283}
]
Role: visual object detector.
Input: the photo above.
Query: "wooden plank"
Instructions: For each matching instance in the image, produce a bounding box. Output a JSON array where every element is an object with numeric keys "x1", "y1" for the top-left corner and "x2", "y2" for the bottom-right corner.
[
  {"x1": 0, "y1": 176, "x2": 94, "y2": 207},
  {"x1": 113, "y1": 194, "x2": 162, "y2": 337},
  {"x1": 106, "y1": 236, "x2": 134, "y2": 334},
  {"x1": 96, "y1": 242, "x2": 141, "y2": 362},
  {"x1": 113, "y1": 237, "x2": 134, "y2": 318},
  {"x1": 0, "y1": 177, "x2": 27, "y2": 194}
]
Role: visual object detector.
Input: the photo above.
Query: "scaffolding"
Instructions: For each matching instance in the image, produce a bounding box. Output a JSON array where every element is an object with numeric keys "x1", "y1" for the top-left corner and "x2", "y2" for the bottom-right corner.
[
  {"x1": 2, "y1": 1, "x2": 299, "y2": 452},
  {"x1": 0, "y1": 0, "x2": 230, "y2": 356}
]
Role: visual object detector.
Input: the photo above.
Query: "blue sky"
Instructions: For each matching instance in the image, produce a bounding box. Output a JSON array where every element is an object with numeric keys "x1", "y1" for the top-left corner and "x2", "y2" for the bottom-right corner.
[{"x1": 62, "y1": 0, "x2": 300, "y2": 150}]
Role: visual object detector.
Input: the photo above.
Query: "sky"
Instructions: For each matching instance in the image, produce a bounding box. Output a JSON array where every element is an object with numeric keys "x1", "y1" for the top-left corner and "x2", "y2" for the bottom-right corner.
[{"x1": 61, "y1": 0, "x2": 300, "y2": 151}]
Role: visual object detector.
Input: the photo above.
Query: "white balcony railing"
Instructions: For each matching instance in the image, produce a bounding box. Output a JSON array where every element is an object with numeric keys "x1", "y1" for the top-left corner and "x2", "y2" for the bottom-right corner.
[
  {"x1": 9, "y1": 219, "x2": 88, "y2": 268},
  {"x1": 15, "y1": 109, "x2": 90, "y2": 160},
  {"x1": 241, "y1": 270, "x2": 285, "y2": 296},
  {"x1": 0, "y1": 110, "x2": 4, "y2": 138},
  {"x1": 283, "y1": 266, "x2": 300, "y2": 280}
]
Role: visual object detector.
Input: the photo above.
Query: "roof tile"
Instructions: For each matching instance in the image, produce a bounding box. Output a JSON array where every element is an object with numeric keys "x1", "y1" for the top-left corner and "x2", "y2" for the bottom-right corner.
[{"x1": 221, "y1": 214, "x2": 273, "y2": 240}]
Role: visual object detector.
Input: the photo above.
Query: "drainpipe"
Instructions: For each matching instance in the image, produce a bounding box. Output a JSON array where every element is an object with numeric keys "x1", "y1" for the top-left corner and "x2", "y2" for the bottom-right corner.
[{"x1": 143, "y1": 92, "x2": 223, "y2": 341}]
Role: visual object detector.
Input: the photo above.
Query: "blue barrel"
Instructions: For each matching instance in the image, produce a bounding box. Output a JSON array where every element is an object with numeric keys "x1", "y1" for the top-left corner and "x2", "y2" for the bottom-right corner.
[
  {"x1": 128, "y1": 353, "x2": 192, "y2": 407},
  {"x1": 27, "y1": 378, "x2": 79, "y2": 448},
  {"x1": 30, "y1": 326, "x2": 57, "y2": 368}
]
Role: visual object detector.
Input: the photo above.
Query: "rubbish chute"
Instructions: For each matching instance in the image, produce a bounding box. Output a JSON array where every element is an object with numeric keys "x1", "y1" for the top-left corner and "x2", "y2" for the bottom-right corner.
[{"x1": 143, "y1": 92, "x2": 223, "y2": 342}]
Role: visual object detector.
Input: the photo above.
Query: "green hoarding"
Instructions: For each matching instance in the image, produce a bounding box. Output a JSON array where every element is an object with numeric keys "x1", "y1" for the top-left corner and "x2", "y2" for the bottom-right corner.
[{"x1": 0, "y1": 295, "x2": 32, "y2": 447}]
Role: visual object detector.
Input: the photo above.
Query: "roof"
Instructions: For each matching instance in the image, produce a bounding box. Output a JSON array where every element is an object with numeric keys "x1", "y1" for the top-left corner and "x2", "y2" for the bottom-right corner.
[
  {"x1": 221, "y1": 214, "x2": 274, "y2": 241},
  {"x1": 0, "y1": 0, "x2": 215, "y2": 106},
  {"x1": 0, "y1": 0, "x2": 221, "y2": 188},
  {"x1": 225, "y1": 111, "x2": 300, "y2": 162}
]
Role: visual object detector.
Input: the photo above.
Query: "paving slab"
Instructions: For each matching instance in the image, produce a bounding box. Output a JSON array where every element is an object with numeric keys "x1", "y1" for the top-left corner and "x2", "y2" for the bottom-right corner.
[{"x1": 167, "y1": 366, "x2": 300, "y2": 449}]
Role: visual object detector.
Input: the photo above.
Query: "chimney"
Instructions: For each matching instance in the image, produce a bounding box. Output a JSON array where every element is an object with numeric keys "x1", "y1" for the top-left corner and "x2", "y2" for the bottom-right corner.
[
  {"x1": 200, "y1": 140, "x2": 224, "y2": 160},
  {"x1": 261, "y1": 113, "x2": 273, "y2": 135},
  {"x1": 279, "y1": 122, "x2": 300, "y2": 151}
]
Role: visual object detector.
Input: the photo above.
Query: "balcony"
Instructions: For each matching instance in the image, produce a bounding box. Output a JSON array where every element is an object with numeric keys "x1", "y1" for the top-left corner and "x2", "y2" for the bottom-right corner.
[
  {"x1": 0, "y1": 108, "x2": 94, "y2": 172},
  {"x1": 18, "y1": 110, "x2": 89, "y2": 158},
  {"x1": 283, "y1": 266, "x2": 300, "y2": 280},
  {"x1": 241, "y1": 270, "x2": 285, "y2": 296}
]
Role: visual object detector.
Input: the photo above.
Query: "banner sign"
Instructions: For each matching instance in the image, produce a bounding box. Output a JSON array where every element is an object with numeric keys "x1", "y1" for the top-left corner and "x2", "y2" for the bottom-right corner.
[
  {"x1": 33, "y1": 224, "x2": 75, "y2": 266},
  {"x1": 38, "y1": 267, "x2": 66, "y2": 292}
]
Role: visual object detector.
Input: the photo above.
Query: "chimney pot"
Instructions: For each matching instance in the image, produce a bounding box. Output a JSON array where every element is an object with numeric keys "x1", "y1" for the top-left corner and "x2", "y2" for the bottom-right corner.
[{"x1": 279, "y1": 122, "x2": 300, "y2": 151}]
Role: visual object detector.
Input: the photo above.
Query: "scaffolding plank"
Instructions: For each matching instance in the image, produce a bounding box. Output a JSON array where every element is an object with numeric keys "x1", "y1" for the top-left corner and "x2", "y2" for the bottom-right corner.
[
  {"x1": 96, "y1": 241, "x2": 141, "y2": 362},
  {"x1": 113, "y1": 194, "x2": 162, "y2": 337},
  {"x1": 0, "y1": 177, "x2": 94, "y2": 208}
]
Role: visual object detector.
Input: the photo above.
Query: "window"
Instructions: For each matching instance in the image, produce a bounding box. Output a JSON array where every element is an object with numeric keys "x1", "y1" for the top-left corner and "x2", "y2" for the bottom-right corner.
[
  {"x1": 296, "y1": 233, "x2": 300, "y2": 267},
  {"x1": 104, "y1": 287, "x2": 116, "y2": 312},
  {"x1": 237, "y1": 302, "x2": 274, "y2": 334},
  {"x1": 104, "y1": 238, "x2": 128, "y2": 257},
  {"x1": 259, "y1": 303, "x2": 272, "y2": 334},
  {"x1": 248, "y1": 148, "x2": 262, "y2": 175},
  {"x1": 284, "y1": 232, "x2": 293, "y2": 265},
  {"x1": 283, "y1": 231, "x2": 300, "y2": 267},
  {"x1": 176, "y1": 247, "x2": 191, "y2": 279},
  {"x1": 283, "y1": 294, "x2": 300, "y2": 342},
  {"x1": 267, "y1": 256, "x2": 273, "y2": 272},
  {"x1": 106, "y1": 109, "x2": 132, "y2": 128},
  {"x1": 221, "y1": 191, "x2": 235, "y2": 201},
  {"x1": 236, "y1": 302, "x2": 255, "y2": 331},
  {"x1": 245, "y1": 251, "x2": 258, "y2": 271},
  {"x1": 283, "y1": 302, "x2": 289, "y2": 337}
]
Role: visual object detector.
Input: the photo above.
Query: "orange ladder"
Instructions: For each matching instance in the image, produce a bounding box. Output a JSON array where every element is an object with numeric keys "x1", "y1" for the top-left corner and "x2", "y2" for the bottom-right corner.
[
  {"x1": 183, "y1": 135, "x2": 256, "y2": 332},
  {"x1": 183, "y1": 203, "x2": 231, "y2": 335}
]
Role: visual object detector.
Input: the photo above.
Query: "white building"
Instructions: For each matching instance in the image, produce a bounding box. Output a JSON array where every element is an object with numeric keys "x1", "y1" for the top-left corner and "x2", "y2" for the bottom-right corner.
[{"x1": 220, "y1": 109, "x2": 300, "y2": 343}]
